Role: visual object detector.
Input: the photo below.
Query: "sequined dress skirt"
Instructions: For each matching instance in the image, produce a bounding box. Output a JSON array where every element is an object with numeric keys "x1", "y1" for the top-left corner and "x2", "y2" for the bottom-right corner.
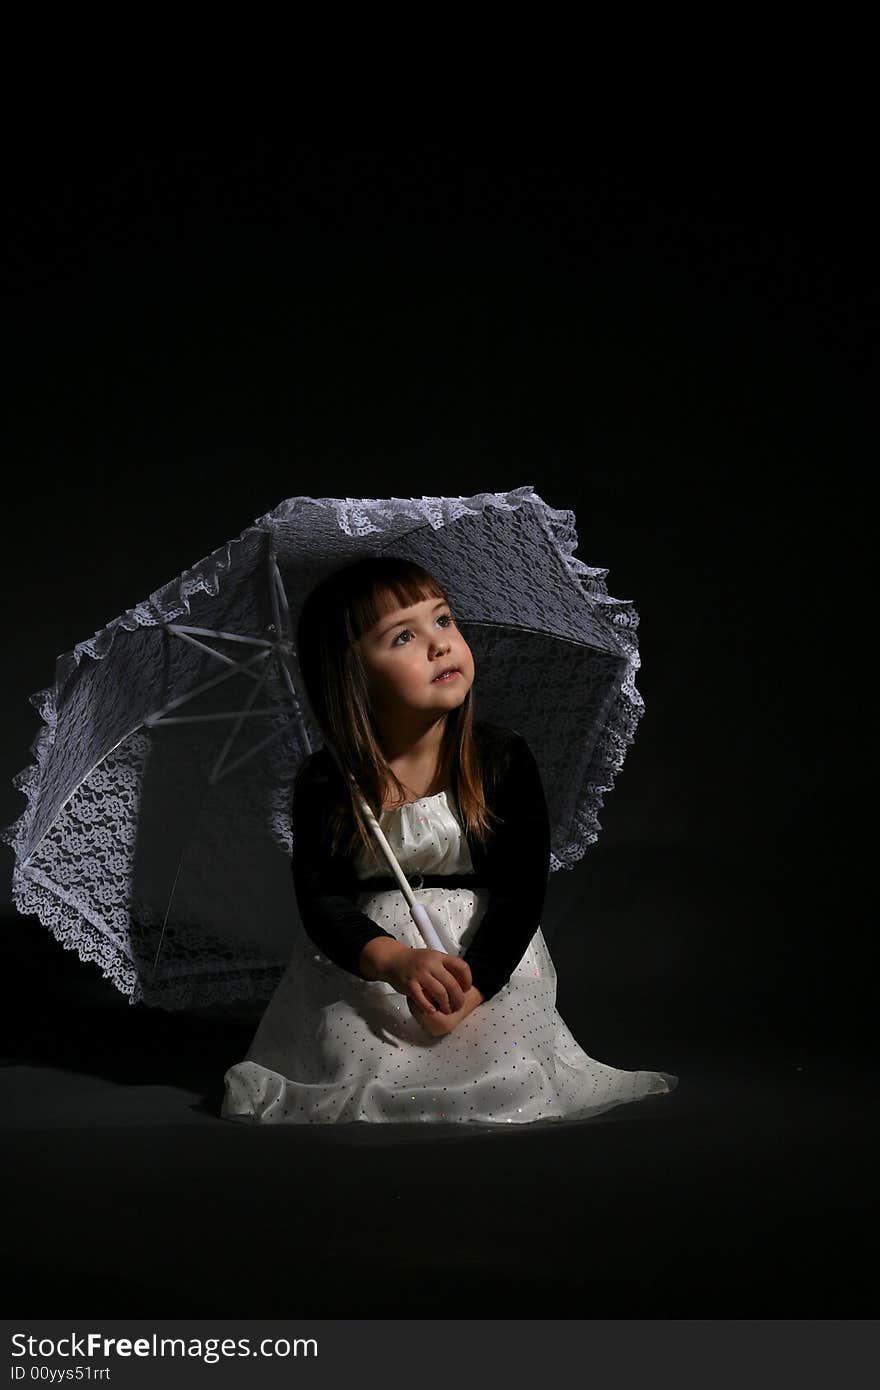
[{"x1": 221, "y1": 790, "x2": 678, "y2": 1127}]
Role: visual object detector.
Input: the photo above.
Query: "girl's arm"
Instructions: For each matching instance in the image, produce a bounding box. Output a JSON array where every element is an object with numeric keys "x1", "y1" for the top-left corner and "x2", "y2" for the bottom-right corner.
[
  {"x1": 460, "y1": 732, "x2": 551, "y2": 1002},
  {"x1": 291, "y1": 754, "x2": 399, "y2": 980}
]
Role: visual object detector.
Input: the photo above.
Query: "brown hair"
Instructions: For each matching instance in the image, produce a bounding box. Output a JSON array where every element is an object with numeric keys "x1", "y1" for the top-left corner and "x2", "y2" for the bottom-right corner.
[{"x1": 294, "y1": 554, "x2": 502, "y2": 864}]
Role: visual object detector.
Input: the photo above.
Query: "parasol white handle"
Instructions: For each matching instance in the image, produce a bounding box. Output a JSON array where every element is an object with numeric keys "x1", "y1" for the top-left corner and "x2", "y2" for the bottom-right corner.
[
  {"x1": 316, "y1": 739, "x2": 460, "y2": 956},
  {"x1": 352, "y1": 786, "x2": 457, "y2": 954},
  {"x1": 352, "y1": 790, "x2": 418, "y2": 910},
  {"x1": 409, "y1": 901, "x2": 456, "y2": 955}
]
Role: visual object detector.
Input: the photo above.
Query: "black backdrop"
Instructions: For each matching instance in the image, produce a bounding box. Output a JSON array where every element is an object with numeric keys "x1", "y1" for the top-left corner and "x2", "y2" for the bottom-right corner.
[
  {"x1": 0, "y1": 140, "x2": 873, "y2": 1318},
  {"x1": 2, "y1": 141, "x2": 869, "y2": 1029}
]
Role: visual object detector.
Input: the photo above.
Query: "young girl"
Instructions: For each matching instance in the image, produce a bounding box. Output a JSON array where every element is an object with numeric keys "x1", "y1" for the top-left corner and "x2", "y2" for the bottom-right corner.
[{"x1": 221, "y1": 555, "x2": 678, "y2": 1126}]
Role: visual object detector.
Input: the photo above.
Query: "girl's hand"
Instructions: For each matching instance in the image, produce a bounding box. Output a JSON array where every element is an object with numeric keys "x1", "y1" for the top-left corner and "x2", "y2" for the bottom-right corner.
[
  {"x1": 386, "y1": 947, "x2": 473, "y2": 1016},
  {"x1": 407, "y1": 984, "x2": 484, "y2": 1036}
]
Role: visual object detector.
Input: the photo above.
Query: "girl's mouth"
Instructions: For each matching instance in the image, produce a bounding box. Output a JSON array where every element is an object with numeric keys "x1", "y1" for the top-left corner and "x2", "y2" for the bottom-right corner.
[{"x1": 432, "y1": 668, "x2": 460, "y2": 683}]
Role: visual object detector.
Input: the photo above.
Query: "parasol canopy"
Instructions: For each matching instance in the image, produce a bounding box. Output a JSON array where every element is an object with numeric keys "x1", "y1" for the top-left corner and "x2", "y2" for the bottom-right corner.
[{"x1": 1, "y1": 484, "x2": 644, "y2": 1010}]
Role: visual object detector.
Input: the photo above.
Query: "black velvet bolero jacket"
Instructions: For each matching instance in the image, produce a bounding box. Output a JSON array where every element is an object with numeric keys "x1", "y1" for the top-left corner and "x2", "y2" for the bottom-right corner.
[{"x1": 290, "y1": 721, "x2": 552, "y2": 1002}]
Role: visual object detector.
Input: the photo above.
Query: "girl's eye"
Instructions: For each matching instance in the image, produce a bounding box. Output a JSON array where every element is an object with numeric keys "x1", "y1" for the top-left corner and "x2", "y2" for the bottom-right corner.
[{"x1": 392, "y1": 613, "x2": 454, "y2": 646}]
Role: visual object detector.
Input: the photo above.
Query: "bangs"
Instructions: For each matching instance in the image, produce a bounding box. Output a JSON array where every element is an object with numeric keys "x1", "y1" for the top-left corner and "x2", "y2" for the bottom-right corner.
[{"x1": 351, "y1": 574, "x2": 448, "y2": 642}]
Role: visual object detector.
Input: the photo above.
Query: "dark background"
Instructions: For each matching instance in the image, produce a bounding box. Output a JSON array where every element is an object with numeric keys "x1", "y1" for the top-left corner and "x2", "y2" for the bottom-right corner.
[{"x1": 1, "y1": 141, "x2": 873, "y2": 1318}]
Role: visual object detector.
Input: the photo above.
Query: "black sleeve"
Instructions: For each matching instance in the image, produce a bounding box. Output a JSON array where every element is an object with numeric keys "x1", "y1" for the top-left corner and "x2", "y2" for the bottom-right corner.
[
  {"x1": 291, "y1": 754, "x2": 399, "y2": 980},
  {"x1": 461, "y1": 732, "x2": 551, "y2": 1002}
]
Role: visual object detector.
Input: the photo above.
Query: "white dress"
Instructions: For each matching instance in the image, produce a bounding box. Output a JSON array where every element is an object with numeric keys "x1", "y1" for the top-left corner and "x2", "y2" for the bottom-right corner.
[{"x1": 221, "y1": 790, "x2": 678, "y2": 1126}]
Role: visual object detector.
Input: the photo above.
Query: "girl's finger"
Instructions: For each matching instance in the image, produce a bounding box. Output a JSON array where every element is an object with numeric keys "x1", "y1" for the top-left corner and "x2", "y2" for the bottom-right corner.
[
  {"x1": 413, "y1": 984, "x2": 436, "y2": 1013},
  {"x1": 430, "y1": 986, "x2": 452, "y2": 1014}
]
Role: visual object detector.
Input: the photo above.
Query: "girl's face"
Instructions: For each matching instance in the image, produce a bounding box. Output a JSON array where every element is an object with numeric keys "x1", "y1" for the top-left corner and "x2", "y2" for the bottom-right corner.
[{"x1": 357, "y1": 592, "x2": 474, "y2": 724}]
